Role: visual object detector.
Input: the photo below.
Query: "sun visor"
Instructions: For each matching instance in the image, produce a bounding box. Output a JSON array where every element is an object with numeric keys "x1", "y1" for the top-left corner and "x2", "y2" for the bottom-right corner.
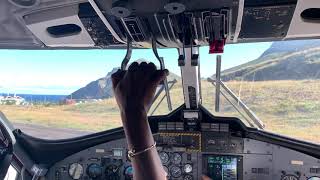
[
  {"x1": 24, "y1": 5, "x2": 95, "y2": 48},
  {"x1": 286, "y1": 0, "x2": 320, "y2": 40}
]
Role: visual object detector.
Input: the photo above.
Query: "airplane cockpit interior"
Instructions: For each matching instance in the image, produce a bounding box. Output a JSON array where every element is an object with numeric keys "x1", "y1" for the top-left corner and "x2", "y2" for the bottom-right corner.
[{"x1": 1, "y1": 0, "x2": 320, "y2": 180}]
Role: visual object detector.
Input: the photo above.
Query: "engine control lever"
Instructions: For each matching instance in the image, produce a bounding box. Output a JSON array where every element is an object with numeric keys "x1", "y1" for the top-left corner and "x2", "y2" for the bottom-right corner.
[
  {"x1": 152, "y1": 39, "x2": 173, "y2": 111},
  {"x1": 152, "y1": 39, "x2": 164, "y2": 70},
  {"x1": 120, "y1": 40, "x2": 133, "y2": 70}
]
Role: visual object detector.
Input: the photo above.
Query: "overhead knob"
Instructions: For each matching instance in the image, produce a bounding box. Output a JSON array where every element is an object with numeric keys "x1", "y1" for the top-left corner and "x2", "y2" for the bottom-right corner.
[
  {"x1": 111, "y1": 0, "x2": 131, "y2": 18},
  {"x1": 164, "y1": 0, "x2": 186, "y2": 14}
]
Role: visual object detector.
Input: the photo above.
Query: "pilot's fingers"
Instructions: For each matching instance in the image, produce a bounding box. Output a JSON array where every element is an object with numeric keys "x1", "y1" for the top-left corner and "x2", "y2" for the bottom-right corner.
[
  {"x1": 111, "y1": 69, "x2": 126, "y2": 88},
  {"x1": 139, "y1": 61, "x2": 157, "y2": 75},
  {"x1": 145, "y1": 62, "x2": 157, "y2": 72},
  {"x1": 128, "y1": 62, "x2": 139, "y2": 71},
  {"x1": 151, "y1": 69, "x2": 169, "y2": 85},
  {"x1": 201, "y1": 175, "x2": 212, "y2": 180}
]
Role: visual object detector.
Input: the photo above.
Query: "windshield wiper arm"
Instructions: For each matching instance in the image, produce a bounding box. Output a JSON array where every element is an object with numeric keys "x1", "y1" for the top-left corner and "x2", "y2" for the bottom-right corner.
[
  {"x1": 208, "y1": 78, "x2": 265, "y2": 129},
  {"x1": 208, "y1": 78, "x2": 256, "y2": 128},
  {"x1": 149, "y1": 79, "x2": 177, "y2": 115},
  {"x1": 210, "y1": 55, "x2": 264, "y2": 129}
]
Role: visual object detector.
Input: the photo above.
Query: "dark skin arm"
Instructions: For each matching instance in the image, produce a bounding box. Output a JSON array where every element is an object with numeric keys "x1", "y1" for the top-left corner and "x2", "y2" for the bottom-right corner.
[
  {"x1": 112, "y1": 62, "x2": 167, "y2": 180},
  {"x1": 112, "y1": 62, "x2": 212, "y2": 180}
]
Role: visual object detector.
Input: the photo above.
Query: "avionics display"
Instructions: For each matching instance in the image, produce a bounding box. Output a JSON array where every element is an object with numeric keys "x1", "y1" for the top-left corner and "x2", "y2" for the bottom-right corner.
[{"x1": 206, "y1": 156, "x2": 239, "y2": 180}]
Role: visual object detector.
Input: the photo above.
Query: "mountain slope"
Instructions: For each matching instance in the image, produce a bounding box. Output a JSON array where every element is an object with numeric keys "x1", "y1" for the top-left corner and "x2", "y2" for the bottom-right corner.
[
  {"x1": 67, "y1": 68, "x2": 118, "y2": 100},
  {"x1": 215, "y1": 40, "x2": 320, "y2": 81},
  {"x1": 67, "y1": 66, "x2": 181, "y2": 100},
  {"x1": 260, "y1": 39, "x2": 320, "y2": 58}
]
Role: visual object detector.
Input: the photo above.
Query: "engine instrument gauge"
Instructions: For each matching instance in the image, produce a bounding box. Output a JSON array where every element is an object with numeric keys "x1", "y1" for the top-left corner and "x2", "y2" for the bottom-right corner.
[
  {"x1": 159, "y1": 152, "x2": 169, "y2": 164},
  {"x1": 281, "y1": 175, "x2": 299, "y2": 180},
  {"x1": 68, "y1": 163, "x2": 83, "y2": 180},
  {"x1": 184, "y1": 175, "x2": 193, "y2": 180},
  {"x1": 183, "y1": 164, "x2": 193, "y2": 173},
  {"x1": 106, "y1": 164, "x2": 119, "y2": 174},
  {"x1": 170, "y1": 166, "x2": 182, "y2": 178},
  {"x1": 87, "y1": 163, "x2": 102, "y2": 179},
  {"x1": 106, "y1": 164, "x2": 120, "y2": 180},
  {"x1": 308, "y1": 177, "x2": 320, "y2": 180},
  {"x1": 124, "y1": 166, "x2": 134, "y2": 179},
  {"x1": 171, "y1": 153, "x2": 182, "y2": 164}
]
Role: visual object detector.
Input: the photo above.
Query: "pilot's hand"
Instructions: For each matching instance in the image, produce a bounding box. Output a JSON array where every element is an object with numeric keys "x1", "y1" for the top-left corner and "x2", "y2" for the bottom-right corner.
[{"x1": 111, "y1": 62, "x2": 168, "y2": 113}]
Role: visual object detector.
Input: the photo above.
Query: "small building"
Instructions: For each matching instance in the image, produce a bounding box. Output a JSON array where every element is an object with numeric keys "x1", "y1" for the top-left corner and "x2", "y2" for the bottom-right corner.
[{"x1": 0, "y1": 95, "x2": 26, "y2": 105}]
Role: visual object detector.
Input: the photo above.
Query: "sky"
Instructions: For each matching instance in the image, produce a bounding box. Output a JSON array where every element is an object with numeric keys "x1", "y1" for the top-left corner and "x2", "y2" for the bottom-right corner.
[{"x1": 0, "y1": 42, "x2": 271, "y2": 95}]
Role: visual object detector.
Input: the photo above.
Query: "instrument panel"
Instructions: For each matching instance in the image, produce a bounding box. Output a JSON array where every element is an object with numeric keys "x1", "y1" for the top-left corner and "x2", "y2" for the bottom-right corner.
[{"x1": 46, "y1": 122, "x2": 320, "y2": 180}]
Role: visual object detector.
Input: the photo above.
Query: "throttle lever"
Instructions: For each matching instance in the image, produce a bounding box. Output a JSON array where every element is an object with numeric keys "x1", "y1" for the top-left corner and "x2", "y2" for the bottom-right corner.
[
  {"x1": 152, "y1": 39, "x2": 164, "y2": 70},
  {"x1": 120, "y1": 39, "x2": 173, "y2": 111},
  {"x1": 120, "y1": 40, "x2": 133, "y2": 70},
  {"x1": 152, "y1": 39, "x2": 173, "y2": 111}
]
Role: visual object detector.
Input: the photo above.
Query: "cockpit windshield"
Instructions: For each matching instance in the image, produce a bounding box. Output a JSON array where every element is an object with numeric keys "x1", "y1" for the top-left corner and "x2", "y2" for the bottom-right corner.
[{"x1": 1, "y1": 39, "x2": 320, "y2": 144}]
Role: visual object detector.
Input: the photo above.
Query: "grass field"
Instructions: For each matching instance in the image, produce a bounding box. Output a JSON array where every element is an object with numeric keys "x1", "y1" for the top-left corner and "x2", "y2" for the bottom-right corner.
[{"x1": 1, "y1": 80, "x2": 320, "y2": 144}]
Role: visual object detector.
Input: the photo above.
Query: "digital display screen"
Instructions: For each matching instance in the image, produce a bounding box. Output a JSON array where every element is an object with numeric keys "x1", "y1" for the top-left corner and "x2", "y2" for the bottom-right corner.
[{"x1": 207, "y1": 156, "x2": 238, "y2": 180}]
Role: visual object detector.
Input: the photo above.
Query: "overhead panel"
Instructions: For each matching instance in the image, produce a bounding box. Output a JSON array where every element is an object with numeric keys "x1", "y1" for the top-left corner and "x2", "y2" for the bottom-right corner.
[
  {"x1": 11, "y1": 0, "x2": 303, "y2": 49},
  {"x1": 89, "y1": 0, "x2": 237, "y2": 48},
  {"x1": 238, "y1": 0, "x2": 297, "y2": 42},
  {"x1": 78, "y1": 2, "x2": 125, "y2": 48}
]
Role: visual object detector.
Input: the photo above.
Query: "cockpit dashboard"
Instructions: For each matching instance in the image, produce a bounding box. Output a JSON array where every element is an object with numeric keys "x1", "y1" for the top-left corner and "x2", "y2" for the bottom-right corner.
[{"x1": 13, "y1": 106, "x2": 320, "y2": 180}]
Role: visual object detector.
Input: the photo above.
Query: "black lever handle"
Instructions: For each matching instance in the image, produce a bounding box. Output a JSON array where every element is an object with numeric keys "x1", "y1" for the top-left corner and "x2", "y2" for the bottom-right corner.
[
  {"x1": 152, "y1": 39, "x2": 164, "y2": 70},
  {"x1": 152, "y1": 38, "x2": 172, "y2": 111},
  {"x1": 120, "y1": 40, "x2": 133, "y2": 70}
]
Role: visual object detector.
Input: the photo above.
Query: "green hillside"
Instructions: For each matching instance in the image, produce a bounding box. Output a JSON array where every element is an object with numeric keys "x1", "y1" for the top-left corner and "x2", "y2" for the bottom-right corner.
[{"x1": 215, "y1": 40, "x2": 320, "y2": 81}]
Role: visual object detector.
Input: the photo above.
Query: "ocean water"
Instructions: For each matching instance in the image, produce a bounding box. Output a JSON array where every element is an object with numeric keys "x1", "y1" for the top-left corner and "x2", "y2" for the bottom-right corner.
[{"x1": 1, "y1": 94, "x2": 66, "y2": 103}]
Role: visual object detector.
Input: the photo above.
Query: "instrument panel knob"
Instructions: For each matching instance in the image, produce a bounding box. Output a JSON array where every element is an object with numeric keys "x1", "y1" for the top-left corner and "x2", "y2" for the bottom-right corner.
[{"x1": 86, "y1": 163, "x2": 102, "y2": 179}]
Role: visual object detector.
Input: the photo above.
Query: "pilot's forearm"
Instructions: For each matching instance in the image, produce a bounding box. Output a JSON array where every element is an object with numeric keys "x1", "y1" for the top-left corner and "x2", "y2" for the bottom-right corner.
[
  {"x1": 121, "y1": 108, "x2": 167, "y2": 180},
  {"x1": 121, "y1": 108, "x2": 153, "y2": 149},
  {"x1": 130, "y1": 147, "x2": 167, "y2": 180}
]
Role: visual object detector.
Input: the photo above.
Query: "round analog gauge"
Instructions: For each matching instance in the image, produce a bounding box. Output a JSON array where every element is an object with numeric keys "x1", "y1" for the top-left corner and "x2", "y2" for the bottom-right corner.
[
  {"x1": 159, "y1": 152, "x2": 169, "y2": 164},
  {"x1": 170, "y1": 166, "x2": 182, "y2": 178},
  {"x1": 281, "y1": 175, "x2": 299, "y2": 180},
  {"x1": 184, "y1": 174, "x2": 193, "y2": 180},
  {"x1": 171, "y1": 153, "x2": 182, "y2": 164},
  {"x1": 68, "y1": 163, "x2": 83, "y2": 180},
  {"x1": 86, "y1": 163, "x2": 102, "y2": 178},
  {"x1": 106, "y1": 164, "x2": 120, "y2": 180},
  {"x1": 308, "y1": 177, "x2": 320, "y2": 180},
  {"x1": 183, "y1": 164, "x2": 193, "y2": 173},
  {"x1": 106, "y1": 164, "x2": 119, "y2": 175},
  {"x1": 124, "y1": 166, "x2": 134, "y2": 179}
]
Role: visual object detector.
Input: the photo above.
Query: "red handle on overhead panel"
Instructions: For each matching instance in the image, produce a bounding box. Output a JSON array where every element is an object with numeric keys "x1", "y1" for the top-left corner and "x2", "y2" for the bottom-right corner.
[{"x1": 209, "y1": 39, "x2": 226, "y2": 54}]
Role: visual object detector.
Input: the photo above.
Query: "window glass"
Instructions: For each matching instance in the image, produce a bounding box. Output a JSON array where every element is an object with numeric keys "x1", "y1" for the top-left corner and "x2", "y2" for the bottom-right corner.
[
  {"x1": 202, "y1": 40, "x2": 320, "y2": 144},
  {"x1": 2, "y1": 39, "x2": 320, "y2": 144},
  {"x1": 0, "y1": 49, "x2": 181, "y2": 139}
]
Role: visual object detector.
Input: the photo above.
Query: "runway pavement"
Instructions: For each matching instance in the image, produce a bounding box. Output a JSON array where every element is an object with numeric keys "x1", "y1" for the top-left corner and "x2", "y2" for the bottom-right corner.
[{"x1": 13, "y1": 123, "x2": 93, "y2": 139}]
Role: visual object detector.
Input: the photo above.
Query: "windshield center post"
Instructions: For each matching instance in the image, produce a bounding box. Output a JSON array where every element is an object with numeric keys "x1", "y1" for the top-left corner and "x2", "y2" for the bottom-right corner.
[
  {"x1": 215, "y1": 55, "x2": 222, "y2": 112},
  {"x1": 179, "y1": 46, "x2": 202, "y2": 130}
]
